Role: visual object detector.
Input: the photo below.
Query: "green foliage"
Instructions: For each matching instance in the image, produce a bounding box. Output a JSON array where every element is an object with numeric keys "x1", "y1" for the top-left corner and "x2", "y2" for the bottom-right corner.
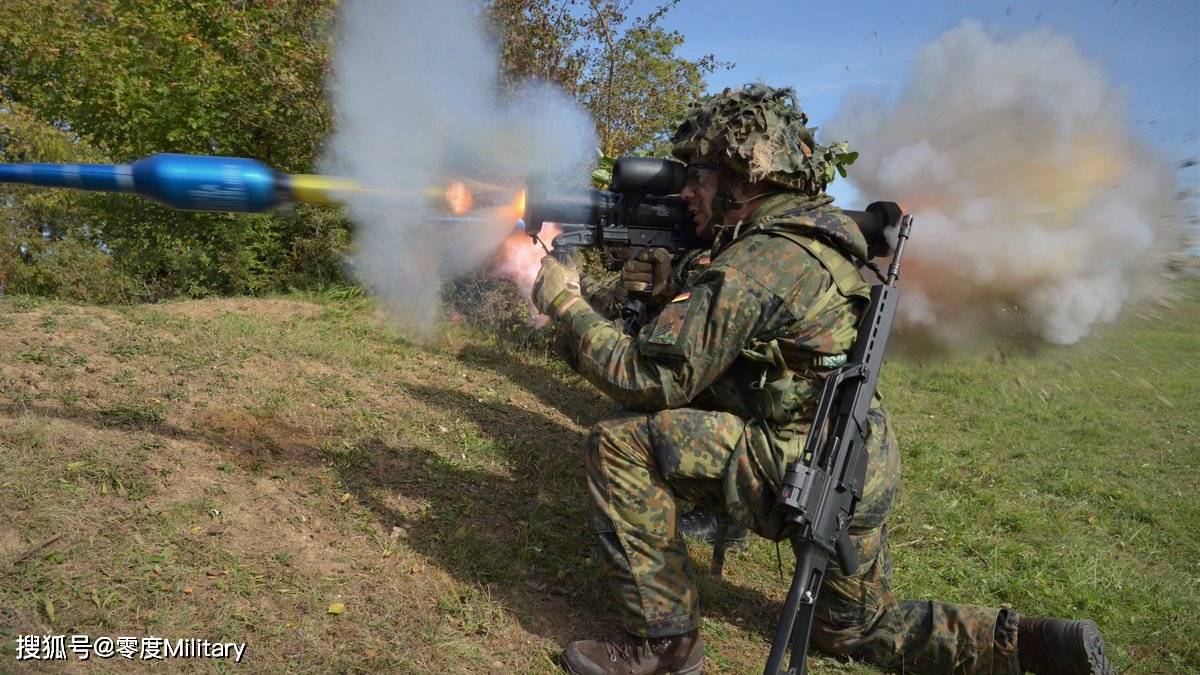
[
  {"x1": 0, "y1": 0, "x2": 350, "y2": 301},
  {"x1": 489, "y1": 0, "x2": 726, "y2": 158},
  {"x1": 2, "y1": 232, "x2": 142, "y2": 302},
  {"x1": 592, "y1": 150, "x2": 616, "y2": 187},
  {"x1": 489, "y1": 0, "x2": 589, "y2": 92},
  {"x1": 0, "y1": 100, "x2": 140, "y2": 300},
  {"x1": 0, "y1": 0, "x2": 333, "y2": 166},
  {"x1": 578, "y1": 1, "x2": 726, "y2": 157},
  {"x1": 0, "y1": 0, "x2": 714, "y2": 303},
  {"x1": 830, "y1": 142, "x2": 859, "y2": 180}
]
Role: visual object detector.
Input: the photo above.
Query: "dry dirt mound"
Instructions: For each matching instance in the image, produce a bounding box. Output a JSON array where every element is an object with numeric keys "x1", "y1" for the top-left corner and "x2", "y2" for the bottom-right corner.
[{"x1": 0, "y1": 296, "x2": 683, "y2": 672}]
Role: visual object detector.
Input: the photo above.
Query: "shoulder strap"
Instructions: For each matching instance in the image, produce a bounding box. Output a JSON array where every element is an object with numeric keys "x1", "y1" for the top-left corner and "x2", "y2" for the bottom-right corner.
[{"x1": 765, "y1": 229, "x2": 871, "y2": 303}]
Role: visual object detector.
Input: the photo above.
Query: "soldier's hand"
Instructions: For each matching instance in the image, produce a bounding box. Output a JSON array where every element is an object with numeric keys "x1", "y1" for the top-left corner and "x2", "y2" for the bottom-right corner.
[
  {"x1": 532, "y1": 255, "x2": 582, "y2": 318},
  {"x1": 622, "y1": 247, "x2": 672, "y2": 300}
]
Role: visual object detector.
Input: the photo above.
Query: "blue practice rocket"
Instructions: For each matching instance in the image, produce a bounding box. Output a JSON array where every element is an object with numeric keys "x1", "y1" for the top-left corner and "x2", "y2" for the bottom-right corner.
[{"x1": 0, "y1": 153, "x2": 363, "y2": 212}]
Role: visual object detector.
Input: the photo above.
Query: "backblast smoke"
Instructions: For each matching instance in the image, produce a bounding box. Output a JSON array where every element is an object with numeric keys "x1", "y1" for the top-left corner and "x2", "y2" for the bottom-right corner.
[
  {"x1": 828, "y1": 20, "x2": 1185, "y2": 347},
  {"x1": 323, "y1": 0, "x2": 595, "y2": 333}
]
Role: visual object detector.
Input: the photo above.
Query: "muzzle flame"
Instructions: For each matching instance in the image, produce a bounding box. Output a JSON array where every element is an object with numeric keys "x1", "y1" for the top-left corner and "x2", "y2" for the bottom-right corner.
[
  {"x1": 445, "y1": 181, "x2": 474, "y2": 215},
  {"x1": 511, "y1": 188, "x2": 526, "y2": 220},
  {"x1": 496, "y1": 222, "x2": 561, "y2": 294}
]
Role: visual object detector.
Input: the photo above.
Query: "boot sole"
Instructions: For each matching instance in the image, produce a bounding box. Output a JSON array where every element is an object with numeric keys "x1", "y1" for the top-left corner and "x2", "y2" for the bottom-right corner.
[
  {"x1": 560, "y1": 659, "x2": 703, "y2": 675},
  {"x1": 560, "y1": 650, "x2": 704, "y2": 675},
  {"x1": 667, "y1": 653, "x2": 700, "y2": 667},
  {"x1": 1079, "y1": 621, "x2": 1114, "y2": 675}
]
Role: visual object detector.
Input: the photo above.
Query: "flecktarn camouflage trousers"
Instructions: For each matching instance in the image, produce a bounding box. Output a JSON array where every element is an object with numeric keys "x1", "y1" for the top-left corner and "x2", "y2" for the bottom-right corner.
[{"x1": 584, "y1": 406, "x2": 1021, "y2": 673}]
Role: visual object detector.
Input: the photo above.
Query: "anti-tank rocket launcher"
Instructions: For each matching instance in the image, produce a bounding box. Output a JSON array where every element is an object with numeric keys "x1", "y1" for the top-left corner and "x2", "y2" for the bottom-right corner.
[
  {"x1": 522, "y1": 155, "x2": 902, "y2": 261},
  {"x1": 521, "y1": 157, "x2": 705, "y2": 257},
  {"x1": 520, "y1": 156, "x2": 904, "y2": 329}
]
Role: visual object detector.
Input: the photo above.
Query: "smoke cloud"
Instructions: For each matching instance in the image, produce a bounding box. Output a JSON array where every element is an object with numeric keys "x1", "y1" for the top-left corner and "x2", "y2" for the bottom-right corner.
[
  {"x1": 828, "y1": 20, "x2": 1184, "y2": 347},
  {"x1": 323, "y1": 0, "x2": 595, "y2": 333}
]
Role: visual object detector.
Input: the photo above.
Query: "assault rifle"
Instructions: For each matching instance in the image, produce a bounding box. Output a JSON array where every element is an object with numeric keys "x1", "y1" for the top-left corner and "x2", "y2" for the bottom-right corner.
[{"x1": 763, "y1": 214, "x2": 913, "y2": 675}]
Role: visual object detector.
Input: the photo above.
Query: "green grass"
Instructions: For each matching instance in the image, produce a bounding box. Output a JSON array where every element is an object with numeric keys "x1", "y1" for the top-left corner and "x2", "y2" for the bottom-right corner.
[
  {"x1": 873, "y1": 284, "x2": 1200, "y2": 671},
  {"x1": 0, "y1": 283, "x2": 1196, "y2": 673}
]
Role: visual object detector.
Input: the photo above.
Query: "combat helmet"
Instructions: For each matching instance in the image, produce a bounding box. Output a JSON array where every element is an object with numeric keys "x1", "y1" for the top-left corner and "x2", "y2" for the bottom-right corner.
[{"x1": 670, "y1": 84, "x2": 857, "y2": 195}]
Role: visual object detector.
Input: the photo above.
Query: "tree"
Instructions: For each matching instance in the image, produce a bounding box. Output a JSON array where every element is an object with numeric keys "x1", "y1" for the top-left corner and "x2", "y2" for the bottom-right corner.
[
  {"x1": 488, "y1": 0, "x2": 725, "y2": 157},
  {"x1": 0, "y1": 0, "x2": 334, "y2": 169},
  {"x1": 488, "y1": 0, "x2": 589, "y2": 95},
  {"x1": 0, "y1": 0, "x2": 348, "y2": 299}
]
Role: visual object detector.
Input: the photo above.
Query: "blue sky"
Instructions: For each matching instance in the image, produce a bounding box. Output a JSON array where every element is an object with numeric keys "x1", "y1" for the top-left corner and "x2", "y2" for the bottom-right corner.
[{"x1": 629, "y1": 0, "x2": 1200, "y2": 219}]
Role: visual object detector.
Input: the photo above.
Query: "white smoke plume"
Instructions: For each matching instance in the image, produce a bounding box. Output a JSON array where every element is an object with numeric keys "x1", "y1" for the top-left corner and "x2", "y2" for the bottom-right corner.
[
  {"x1": 828, "y1": 20, "x2": 1184, "y2": 347},
  {"x1": 323, "y1": 0, "x2": 596, "y2": 333}
]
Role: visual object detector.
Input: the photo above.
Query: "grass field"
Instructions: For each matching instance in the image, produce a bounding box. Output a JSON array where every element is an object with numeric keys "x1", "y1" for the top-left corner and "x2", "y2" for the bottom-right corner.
[{"x1": 1, "y1": 281, "x2": 1197, "y2": 673}]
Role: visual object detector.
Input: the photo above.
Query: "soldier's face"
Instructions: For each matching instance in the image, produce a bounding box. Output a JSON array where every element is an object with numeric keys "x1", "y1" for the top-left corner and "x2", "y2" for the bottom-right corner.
[{"x1": 681, "y1": 165, "x2": 720, "y2": 239}]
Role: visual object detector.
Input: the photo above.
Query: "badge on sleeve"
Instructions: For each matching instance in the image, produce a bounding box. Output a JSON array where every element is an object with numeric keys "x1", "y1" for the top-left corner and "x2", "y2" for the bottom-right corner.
[{"x1": 647, "y1": 294, "x2": 693, "y2": 346}]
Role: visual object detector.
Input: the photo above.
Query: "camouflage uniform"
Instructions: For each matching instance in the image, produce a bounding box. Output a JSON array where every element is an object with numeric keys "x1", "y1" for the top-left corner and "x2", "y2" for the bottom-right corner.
[{"x1": 554, "y1": 189, "x2": 1020, "y2": 672}]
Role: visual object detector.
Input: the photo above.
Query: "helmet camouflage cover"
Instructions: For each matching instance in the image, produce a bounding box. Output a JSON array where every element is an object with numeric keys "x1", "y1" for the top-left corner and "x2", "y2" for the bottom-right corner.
[{"x1": 670, "y1": 84, "x2": 858, "y2": 195}]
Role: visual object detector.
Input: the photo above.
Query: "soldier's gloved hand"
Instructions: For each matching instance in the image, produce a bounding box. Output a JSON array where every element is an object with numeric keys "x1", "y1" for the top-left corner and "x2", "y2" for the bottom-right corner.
[
  {"x1": 531, "y1": 255, "x2": 582, "y2": 318},
  {"x1": 622, "y1": 247, "x2": 673, "y2": 301}
]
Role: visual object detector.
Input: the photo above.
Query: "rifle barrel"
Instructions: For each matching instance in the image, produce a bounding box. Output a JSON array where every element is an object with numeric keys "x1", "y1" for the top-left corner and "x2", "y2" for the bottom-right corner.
[{"x1": 886, "y1": 214, "x2": 913, "y2": 285}]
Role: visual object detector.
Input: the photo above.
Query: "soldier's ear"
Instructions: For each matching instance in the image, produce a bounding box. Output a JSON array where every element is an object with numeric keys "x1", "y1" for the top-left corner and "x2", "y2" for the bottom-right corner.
[{"x1": 723, "y1": 174, "x2": 753, "y2": 202}]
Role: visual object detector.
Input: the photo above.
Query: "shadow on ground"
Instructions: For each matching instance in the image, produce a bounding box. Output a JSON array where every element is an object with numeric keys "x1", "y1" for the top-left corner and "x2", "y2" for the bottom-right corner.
[
  {"x1": 453, "y1": 342, "x2": 618, "y2": 428},
  {"x1": 1, "y1": 381, "x2": 788, "y2": 652},
  {"x1": 339, "y1": 383, "x2": 787, "y2": 646}
]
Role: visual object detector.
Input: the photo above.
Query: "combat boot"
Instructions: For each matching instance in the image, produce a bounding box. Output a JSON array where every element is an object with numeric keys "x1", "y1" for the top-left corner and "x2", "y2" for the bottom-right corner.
[
  {"x1": 1017, "y1": 617, "x2": 1114, "y2": 674},
  {"x1": 678, "y1": 508, "x2": 748, "y2": 549},
  {"x1": 561, "y1": 628, "x2": 704, "y2": 675}
]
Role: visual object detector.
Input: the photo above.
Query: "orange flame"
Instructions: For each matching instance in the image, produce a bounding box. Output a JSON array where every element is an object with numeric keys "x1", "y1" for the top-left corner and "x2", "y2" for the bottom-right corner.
[
  {"x1": 445, "y1": 181, "x2": 474, "y2": 215},
  {"x1": 482, "y1": 185, "x2": 562, "y2": 322},
  {"x1": 496, "y1": 222, "x2": 561, "y2": 294},
  {"x1": 511, "y1": 188, "x2": 527, "y2": 220}
]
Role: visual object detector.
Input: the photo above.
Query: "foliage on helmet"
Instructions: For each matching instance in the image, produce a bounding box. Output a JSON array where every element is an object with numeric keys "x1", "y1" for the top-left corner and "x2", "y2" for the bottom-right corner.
[{"x1": 670, "y1": 84, "x2": 858, "y2": 194}]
